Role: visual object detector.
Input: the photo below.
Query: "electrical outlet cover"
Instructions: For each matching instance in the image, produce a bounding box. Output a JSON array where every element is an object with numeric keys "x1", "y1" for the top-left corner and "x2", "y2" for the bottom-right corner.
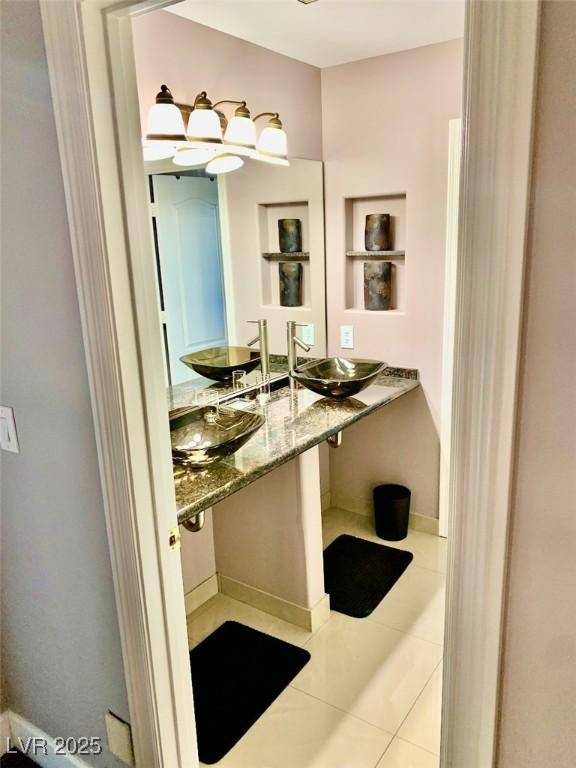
[
  {"x1": 0, "y1": 406, "x2": 19, "y2": 453},
  {"x1": 301, "y1": 323, "x2": 315, "y2": 346},
  {"x1": 106, "y1": 712, "x2": 135, "y2": 766}
]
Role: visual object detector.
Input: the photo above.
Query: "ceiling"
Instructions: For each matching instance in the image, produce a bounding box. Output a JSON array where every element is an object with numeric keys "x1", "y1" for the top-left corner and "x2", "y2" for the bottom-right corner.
[{"x1": 166, "y1": 0, "x2": 465, "y2": 69}]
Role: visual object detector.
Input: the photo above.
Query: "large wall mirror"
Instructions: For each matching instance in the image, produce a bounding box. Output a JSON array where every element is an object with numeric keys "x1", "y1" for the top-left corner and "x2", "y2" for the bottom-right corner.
[{"x1": 144, "y1": 156, "x2": 326, "y2": 407}]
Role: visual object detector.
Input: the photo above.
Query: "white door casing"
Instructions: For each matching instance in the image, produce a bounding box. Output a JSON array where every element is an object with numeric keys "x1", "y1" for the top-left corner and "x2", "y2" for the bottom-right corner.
[
  {"x1": 39, "y1": 0, "x2": 541, "y2": 766},
  {"x1": 439, "y1": 118, "x2": 462, "y2": 540}
]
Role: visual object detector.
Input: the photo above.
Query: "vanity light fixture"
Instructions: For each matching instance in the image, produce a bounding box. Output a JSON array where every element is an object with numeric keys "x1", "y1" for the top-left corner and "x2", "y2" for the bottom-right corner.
[
  {"x1": 205, "y1": 154, "x2": 245, "y2": 175},
  {"x1": 143, "y1": 84, "x2": 188, "y2": 160},
  {"x1": 172, "y1": 146, "x2": 218, "y2": 167},
  {"x1": 217, "y1": 101, "x2": 257, "y2": 157},
  {"x1": 143, "y1": 85, "x2": 289, "y2": 171},
  {"x1": 145, "y1": 85, "x2": 187, "y2": 141},
  {"x1": 186, "y1": 91, "x2": 224, "y2": 149},
  {"x1": 254, "y1": 113, "x2": 289, "y2": 166}
]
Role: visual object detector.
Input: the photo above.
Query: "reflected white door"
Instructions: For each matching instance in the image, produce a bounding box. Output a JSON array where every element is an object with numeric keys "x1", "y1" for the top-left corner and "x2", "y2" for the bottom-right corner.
[{"x1": 153, "y1": 175, "x2": 227, "y2": 385}]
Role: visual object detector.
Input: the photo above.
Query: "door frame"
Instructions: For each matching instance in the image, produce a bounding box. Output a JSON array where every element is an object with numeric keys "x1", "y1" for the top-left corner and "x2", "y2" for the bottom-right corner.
[
  {"x1": 439, "y1": 117, "x2": 462, "y2": 540},
  {"x1": 39, "y1": 1, "x2": 540, "y2": 766}
]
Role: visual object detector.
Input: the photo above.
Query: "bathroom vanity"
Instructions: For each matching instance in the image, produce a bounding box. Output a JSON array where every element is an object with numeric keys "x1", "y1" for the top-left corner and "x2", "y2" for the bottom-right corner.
[
  {"x1": 171, "y1": 367, "x2": 419, "y2": 632},
  {"x1": 174, "y1": 368, "x2": 418, "y2": 524}
]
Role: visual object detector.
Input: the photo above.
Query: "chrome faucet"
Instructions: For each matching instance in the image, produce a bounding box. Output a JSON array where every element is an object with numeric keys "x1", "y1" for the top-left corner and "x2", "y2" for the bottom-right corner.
[
  {"x1": 286, "y1": 321, "x2": 312, "y2": 390},
  {"x1": 247, "y1": 319, "x2": 270, "y2": 377}
]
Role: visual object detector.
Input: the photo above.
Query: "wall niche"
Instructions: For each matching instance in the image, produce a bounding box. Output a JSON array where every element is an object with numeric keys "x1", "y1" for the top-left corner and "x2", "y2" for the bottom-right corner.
[
  {"x1": 258, "y1": 201, "x2": 311, "y2": 310},
  {"x1": 344, "y1": 193, "x2": 407, "y2": 313}
]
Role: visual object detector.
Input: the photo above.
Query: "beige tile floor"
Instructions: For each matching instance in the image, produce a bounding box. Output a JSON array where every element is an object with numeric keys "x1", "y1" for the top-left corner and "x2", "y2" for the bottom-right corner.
[{"x1": 187, "y1": 507, "x2": 447, "y2": 768}]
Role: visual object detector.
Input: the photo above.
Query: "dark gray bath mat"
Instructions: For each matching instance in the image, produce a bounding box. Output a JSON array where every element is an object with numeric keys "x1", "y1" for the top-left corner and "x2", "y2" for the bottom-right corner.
[
  {"x1": 1, "y1": 752, "x2": 39, "y2": 768},
  {"x1": 190, "y1": 621, "x2": 310, "y2": 764},
  {"x1": 324, "y1": 534, "x2": 413, "y2": 618}
]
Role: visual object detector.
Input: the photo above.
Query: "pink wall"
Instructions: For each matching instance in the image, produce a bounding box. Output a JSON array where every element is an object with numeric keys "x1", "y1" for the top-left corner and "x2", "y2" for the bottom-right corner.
[
  {"x1": 497, "y1": 2, "x2": 576, "y2": 765},
  {"x1": 322, "y1": 40, "x2": 463, "y2": 427},
  {"x1": 131, "y1": 10, "x2": 323, "y2": 161}
]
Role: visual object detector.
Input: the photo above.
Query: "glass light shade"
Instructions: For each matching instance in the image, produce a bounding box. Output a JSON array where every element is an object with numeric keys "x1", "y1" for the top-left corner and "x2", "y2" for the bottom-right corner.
[
  {"x1": 172, "y1": 146, "x2": 218, "y2": 167},
  {"x1": 187, "y1": 108, "x2": 223, "y2": 146},
  {"x1": 205, "y1": 154, "x2": 244, "y2": 174},
  {"x1": 256, "y1": 125, "x2": 288, "y2": 159},
  {"x1": 145, "y1": 103, "x2": 186, "y2": 141},
  {"x1": 253, "y1": 151, "x2": 290, "y2": 167},
  {"x1": 224, "y1": 115, "x2": 257, "y2": 152},
  {"x1": 142, "y1": 140, "x2": 176, "y2": 162}
]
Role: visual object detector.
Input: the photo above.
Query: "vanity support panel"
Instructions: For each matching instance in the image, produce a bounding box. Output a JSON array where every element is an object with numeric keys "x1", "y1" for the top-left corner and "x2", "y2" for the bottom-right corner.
[{"x1": 212, "y1": 447, "x2": 327, "y2": 623}]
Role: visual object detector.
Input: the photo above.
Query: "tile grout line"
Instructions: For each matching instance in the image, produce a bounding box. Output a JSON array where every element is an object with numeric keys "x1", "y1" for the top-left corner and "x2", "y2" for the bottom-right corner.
[
  {"x1": 287, "y1": 683, "x2": 396, "y2": 739},
  {"x1": 390, "y1": 657, "x2": 443, "y2": 743}
]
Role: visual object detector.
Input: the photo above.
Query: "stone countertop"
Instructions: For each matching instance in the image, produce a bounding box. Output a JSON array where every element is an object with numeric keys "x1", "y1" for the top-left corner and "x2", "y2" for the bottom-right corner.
[{"x1": 175, "y1": 370, "x2": 419, "y2": 525}]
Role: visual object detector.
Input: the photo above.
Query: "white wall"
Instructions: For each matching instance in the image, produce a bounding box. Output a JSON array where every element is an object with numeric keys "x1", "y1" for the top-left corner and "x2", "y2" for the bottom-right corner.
[
  {"x1": 213, "y1": 452, "x2": 325, "y2": 609},
  {"x1": 497, "y1": 2, "x2": 576, "y2": 764},
  {"x1": 222, "y1": 158, "x2": 326, "y2": 356},
  {"x1": 322, "y1": 40, "x2": 463, "y2": 429},
  {"x1": 0, "y1": 2, "x2": 129, "y2": 762},
  {"x1": 180, "y1": 510, "x2": 216, "y2": 594},
  {"x1": 321, "y1": 40, "x2": 462, "y2": 520},
  {"x1": 330, "y1": 387, "x2": 439, "y2": 519}
]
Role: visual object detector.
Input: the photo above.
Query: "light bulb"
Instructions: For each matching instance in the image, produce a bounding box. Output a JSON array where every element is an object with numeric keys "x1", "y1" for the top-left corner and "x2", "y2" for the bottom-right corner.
[{"x1": 205, "y1": 154, "x2": 244, "y2": 174}]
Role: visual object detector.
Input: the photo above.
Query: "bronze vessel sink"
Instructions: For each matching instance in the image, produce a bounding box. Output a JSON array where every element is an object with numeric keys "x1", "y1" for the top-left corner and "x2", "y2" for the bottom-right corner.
[
  {"x1": 290, "y1": 357, "x2": 387, "y2": 399},
  {"x1": 170, "y1": 405, "x2": 264, "y2": 470},
  {"x1": 180, "y1": 346, "x2": 261, "y2": 382}
]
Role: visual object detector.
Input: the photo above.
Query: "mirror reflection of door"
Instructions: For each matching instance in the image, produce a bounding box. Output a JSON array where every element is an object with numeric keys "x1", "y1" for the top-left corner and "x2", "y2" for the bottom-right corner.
[{"x1": 151, "y1": 174, "x2": 227, "y2": 385}]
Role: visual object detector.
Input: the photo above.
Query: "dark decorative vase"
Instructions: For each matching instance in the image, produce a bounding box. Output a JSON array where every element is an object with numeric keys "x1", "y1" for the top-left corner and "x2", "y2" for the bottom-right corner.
[
  {"x1": 278, "y1": 219, "x2": 302, "y2": 253},
  {"x1": 365, "y1": 213, "x2": 391, "y2": 251},
  {"x1": 279, "y1": 262, "x2": 303, "y2": 307},
  {"x1": 364, "y1": 261, "x2": 392, "y2": 311}
]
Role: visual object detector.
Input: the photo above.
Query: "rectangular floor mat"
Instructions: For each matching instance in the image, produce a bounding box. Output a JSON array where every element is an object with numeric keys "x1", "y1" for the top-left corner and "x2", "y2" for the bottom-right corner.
[
  {"x1": 190, "y1": 620, "x2": 310, "y2": 764},
  {"x1": 1, "y1": 753, "x2": 40, "y2": 768},
  {"x1": 324, "y1": 534, "x2": 413, "y2": 618}
]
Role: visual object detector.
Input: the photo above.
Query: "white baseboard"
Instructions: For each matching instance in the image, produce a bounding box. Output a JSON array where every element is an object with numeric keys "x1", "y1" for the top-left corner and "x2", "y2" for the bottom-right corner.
[
  {"x1": 409, "y1": 512, "x2": 439, "y2": 536},
  {"x1": 184, "y1": 573, "x2": 218, "y2": 616},
  {"x1": 321, "y1": 491, "x2": 332, "y2": 512},
  {"x1": 329, "y1": 501, "x2": 440, "y2": 537},
  {"x1": 3, "y1": 711, "x2": 91, "y2": 767},
  {"x1": 218, "y1": 574, "x2": 331, "y2": 633},
  {"x1": 0, "y1": 711, "x2": 10, "y2": 756}
]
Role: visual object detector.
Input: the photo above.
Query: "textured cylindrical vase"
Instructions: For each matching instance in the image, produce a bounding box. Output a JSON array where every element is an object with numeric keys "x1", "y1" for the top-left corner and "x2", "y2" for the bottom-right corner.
[
  {"x1": 278, "y1": 219, "x2": 302, "y2": 253},
  {"x1": 364, "y1": 261, "x2": 392, "y2": 311},
  {"x1": 279, "y1": 262, "x2": 303, "y2": 307},
  {"x1": 365, "y1": 213, "x2": 391, "y2": 251}
]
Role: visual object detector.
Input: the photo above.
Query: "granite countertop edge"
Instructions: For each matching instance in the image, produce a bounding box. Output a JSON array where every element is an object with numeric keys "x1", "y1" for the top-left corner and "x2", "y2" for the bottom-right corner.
[{"x1": 176, "y1": 371, "x2": 419, "y2": 525}]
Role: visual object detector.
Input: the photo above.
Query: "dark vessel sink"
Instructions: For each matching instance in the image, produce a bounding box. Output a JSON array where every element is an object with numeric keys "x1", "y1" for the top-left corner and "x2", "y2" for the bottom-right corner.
[
  {"x1": 170, "y1": 405, "x2": 264, "y2": 470},
  {"x1": 290, "y1": 357, "x2": 387, "y2": 399},
  {"x1": 180, "y1": 346, "x2": 261, "y2": 382}
]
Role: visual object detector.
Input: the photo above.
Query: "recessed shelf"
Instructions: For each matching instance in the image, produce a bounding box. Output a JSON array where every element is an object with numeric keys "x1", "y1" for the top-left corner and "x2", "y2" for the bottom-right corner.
[
  {"x1": 346, "y1": 250, "x2": 405, "y2": 260},
  {"x1": 262, "y1": 252, "x2": 310, "y2": 262},
  {"x1": 345, "y1": 193, "x2": 407, "y2": 311},
  {"x1": 258, "y1": 201, "x2": 311, "y2": 309}
]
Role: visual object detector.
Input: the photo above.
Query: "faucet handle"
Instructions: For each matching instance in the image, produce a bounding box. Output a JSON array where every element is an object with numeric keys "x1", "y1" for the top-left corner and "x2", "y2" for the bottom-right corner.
[{"x1": 248, "y1": 319, "x2": 267, "y2": 326}]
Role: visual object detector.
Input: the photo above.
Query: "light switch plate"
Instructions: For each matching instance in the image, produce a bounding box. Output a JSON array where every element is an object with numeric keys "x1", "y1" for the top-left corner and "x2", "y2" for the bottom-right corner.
[
  {"x1": 301, "y1": 323, "x2": 315, "y2": 346},
  {"x1": 106, "y1": 712, "x2": 135, "y2": 766},
  {"x1": 340, "y1": 325, "x2": 354, "y2": 349},
  {"x1": 0, "y1": 406, "x2": 19, "y2": 453}
]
